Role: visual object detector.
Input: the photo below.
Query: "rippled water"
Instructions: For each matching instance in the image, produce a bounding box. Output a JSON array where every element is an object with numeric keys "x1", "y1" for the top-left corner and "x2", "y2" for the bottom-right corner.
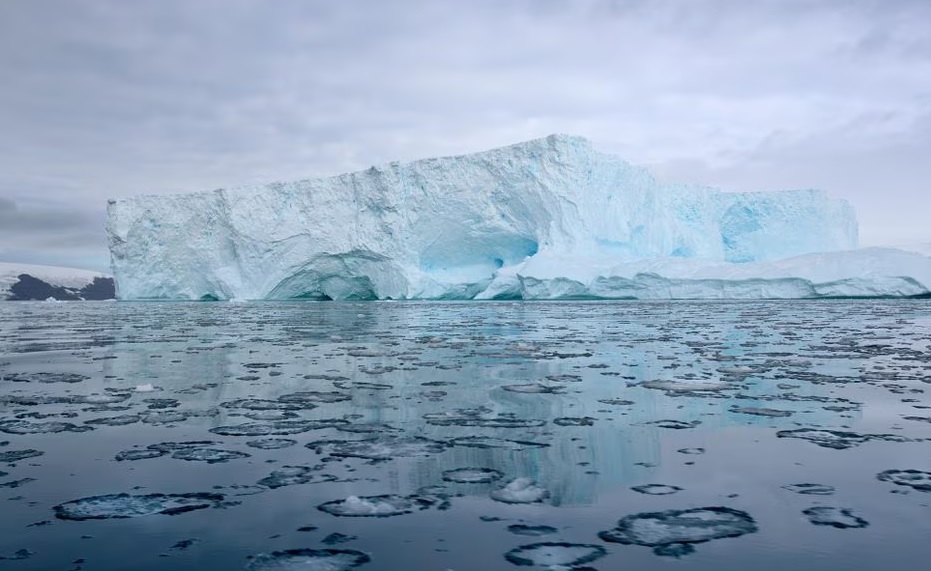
[{"x1": 1, "y1": 300, "x2": 929, "y2": 570}]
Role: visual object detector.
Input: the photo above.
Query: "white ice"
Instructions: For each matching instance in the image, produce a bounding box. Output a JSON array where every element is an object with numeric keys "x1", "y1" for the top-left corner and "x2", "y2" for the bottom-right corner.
[{"x1": 106, "y1": 134, "x2": 931, "y2": 300}]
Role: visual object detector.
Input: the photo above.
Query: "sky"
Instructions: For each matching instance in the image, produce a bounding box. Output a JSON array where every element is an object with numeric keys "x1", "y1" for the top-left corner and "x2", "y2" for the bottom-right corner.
[{"x1": 1, "y1": 0, "x2": 929, "y2": 273}]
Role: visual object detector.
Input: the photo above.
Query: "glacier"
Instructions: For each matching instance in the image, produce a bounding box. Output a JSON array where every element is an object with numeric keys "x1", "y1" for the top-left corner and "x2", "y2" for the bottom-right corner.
[
  {"x1": 0, "y1": 262, "x2": 114, "y2": 301},
  {"x1": 106, "y1": 134, "x2": 931, "y2": 300}
]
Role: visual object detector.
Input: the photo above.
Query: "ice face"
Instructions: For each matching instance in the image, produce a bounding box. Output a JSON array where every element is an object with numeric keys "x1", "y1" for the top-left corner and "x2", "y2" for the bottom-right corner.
[{"x1": 106, "y1": 134, "x2": 931, "y2": 301}]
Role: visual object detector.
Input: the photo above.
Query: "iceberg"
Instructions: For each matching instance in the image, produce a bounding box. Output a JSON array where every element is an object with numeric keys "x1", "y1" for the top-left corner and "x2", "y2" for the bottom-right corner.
[{"x1": 106, "y1": 134, "x2": 931, "y2": 300}]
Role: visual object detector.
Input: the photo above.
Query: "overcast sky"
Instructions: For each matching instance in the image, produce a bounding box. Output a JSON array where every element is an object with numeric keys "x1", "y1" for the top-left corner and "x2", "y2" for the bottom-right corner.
[{"x1": 1, "y1": 0, "x2": 929, "y2": 272}]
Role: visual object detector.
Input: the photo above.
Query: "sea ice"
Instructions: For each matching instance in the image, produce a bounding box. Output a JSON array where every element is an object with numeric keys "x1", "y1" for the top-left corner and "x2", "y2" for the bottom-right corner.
[
  {"x1": 503, "y1": 542, "x2": 607, "y2": 569},
  {"x1": 631, "y1": 484, "x2": 683, "y2": 495},
  {"x1": 245, "y1": 548, "x2": 370, "y2": 570},
  {"x1": 802, "y1": 507, "x2": 869, "y2": 529},
  {"x1": 317, "y1": 494, "x2": 438, "y2": 517},
  {"x1": 54, "y1": 493, "x2": 224, "y2": 520},
  {"x1": 490, "y1": 478, "x2": 550, "y2": 504},
  {"x1": 781, "y1": 483, "x2": 836, "y2": 495},
  {"x1": 257, "y1": 466, "x2": 338, "y2": 489},
  {"x1": 441, "y1": 468, "x2": 504, "y2": 484},
  {"x1": 507, "y1": 524, "x2": 558, "y2": 537},
  {"x1": 876, "y1": 469, "x2": 931, "y2": 492},
  {"x1": 306, "y1": 436, "x2": 446, "y2": 461},
  {"x1": 598, "y1": 506, "x2": 758, "y2": 556}
]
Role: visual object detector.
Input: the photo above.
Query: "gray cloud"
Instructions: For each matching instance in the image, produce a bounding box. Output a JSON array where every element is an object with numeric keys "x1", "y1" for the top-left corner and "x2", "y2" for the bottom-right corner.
[{"x1": 0, "y1": 0, "x2": 929, "y2": 272}]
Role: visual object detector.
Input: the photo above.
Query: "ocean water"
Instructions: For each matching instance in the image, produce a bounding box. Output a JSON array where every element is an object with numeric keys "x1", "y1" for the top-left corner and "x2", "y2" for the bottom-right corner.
[{"x1": 0, "y1": 300, "x2": 929, "y2": 570}]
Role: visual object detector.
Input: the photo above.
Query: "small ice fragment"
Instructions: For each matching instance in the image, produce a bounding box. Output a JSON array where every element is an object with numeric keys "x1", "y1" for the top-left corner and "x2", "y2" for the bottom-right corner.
[
  {"x1": 802, "y1": 507, "x2": 869, "y2": 529},
  {"x1": 490, "y1": 478, "x2": 549, "y2": 504},
  {"x1": 318, "y1": 494, "x2": 439, "y2": 517},
  {"x1": 503, "y1": 542, "x2": 606, "y2": 568},
  {"x1": 246, "y1": 549, "x2": 370, "y2": 570}
]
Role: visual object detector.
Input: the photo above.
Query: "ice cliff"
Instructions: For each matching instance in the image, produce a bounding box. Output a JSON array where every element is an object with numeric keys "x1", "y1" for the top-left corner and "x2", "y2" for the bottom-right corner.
[{"x1": 107, "y1": 134, "x2": 931, "y2": 300}]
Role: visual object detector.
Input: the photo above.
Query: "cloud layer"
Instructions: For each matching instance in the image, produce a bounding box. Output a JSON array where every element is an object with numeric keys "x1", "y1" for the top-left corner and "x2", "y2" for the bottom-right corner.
[{"x1": 1, "y1": 0, "x2": 929, "y2": 271}]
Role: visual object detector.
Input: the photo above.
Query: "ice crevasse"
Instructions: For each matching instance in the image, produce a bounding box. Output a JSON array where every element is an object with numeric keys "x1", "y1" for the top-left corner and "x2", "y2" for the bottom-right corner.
[{"x1": 106, "y1": 134, "x2": 931, "y2": 300}]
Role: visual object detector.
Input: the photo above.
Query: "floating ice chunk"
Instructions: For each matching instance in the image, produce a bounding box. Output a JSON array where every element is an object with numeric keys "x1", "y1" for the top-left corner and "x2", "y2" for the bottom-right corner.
[
  {"x1": 134, "y1": 383, "x2": 155, "y2": 392},
  {"x1": 0, "y1": 477, "x2": 34, "y2": 488},
  {"x1": 171, "y1": 447, "x2": 250, "y2": 464},
  {"x1": 776, "y1": 428, "x2": 911, "y2": 449},
  {"x1": 676, "y1": 447, "x2": 705, "y2": 455},
  {"x1": 648, "y1": 420, "x2": 701, "y2": 430},
  {"x1": 336, "y1": 423, "x2": 403, "y2": 435},
  {"x1": 246, "y1": 438, "x2": 298, "y2": 450},
  {"x1": 278, "y1": 391, "x2": 352, "y2": 404},
  {"x1": 0, "y1": 420, "x2": 93, "y2": 435},
  {"x1": 306, "y1": 436, "x2": 446, "y2": 461},
  {"x1": 84, "y1": 414, "x2": 142, "y2": 427},
  {"x1": 781, "y1": 483, "x2": 835, "y2": 495},
  {"x1": 598, "y1": 506, "x2": 758, "y2": 557},
  {"x1": 333, "y1": 380, "x2": 393, "y2": 391},
  {"x1": 221, "y1": 398, "x2": 316, "y2": 411},
  {"x1": 503, "y1": 542, "x2": 606, "y2": 569},
  {"x1": 246, "y1": 548, "x2": 370, "y2": 570},
  {"x1": 716, "y1": 366, "x2": 758, "y2": 376},
  {"x1": 424, "y1": 409, "x2": 545, "y2": 428},
  {"x1": 502, "y1": 383, "x2": 565, "y2": 394},
  {"x1": 0, "y1": 449, "x2": 44, "y2": 463},
  {"x1": 802, "y1": 507, "x2": 869, "y2": 528},
  {"x1": 318, "y1": 494, "x2": 439, "y2": 517},
  {"x1": 243, "y1": 410, "x2": 299, "y2": 421},
  {"x1": 115, "y1": 449, "x2": 167, "y2": 462},
  {"x1": 210, "y1": 419, "x2": 347, "y2": 437},
  {"x1": 54, "y1": 492, "x2": 224, "y2": 520},
  {"x1": 490, "y1": 478, "x2": 550, "y2": 504},
  {"x1": 507, "y1": 524, "x2": 558, "y2": 537},
  {"x1": 449, "y1": 436, "x2": 550, "y2": 450},
  {"x1": 553, "y1": 417, "x2": 595, "y2": 426},
  {"x1": 631, "y1": 484, "x2": 683, "y2": 496},
  {"x1": 641, "y1": 380, "x2": 733, "y2": 393},
  {"x1": 876, "y1": 469, "x2": 931, "y2": 492},
  {"x1": 322, "y1": 532, "x2": 357, "y2": 545},
  {"x1": 257, "y1": 466, "x2": 338, "y2": 489},
  {"x1": 597, "y1": 398, "x2": 634, "y2": 406},
  {"x1": 1, "y1": 372, "x2": 88, "y2": 384},
  {"x1": 442, "y1": 468, "x2": 504, "y2": 484},
  {"x1": 0, "y1": 548, "x2": 33, "y2": 561},
  {"x1": 730, "y1": 406, "x2": 793, "y2": 418},
  {"x1": 76, "y1": 392, "x2": 132, "y2": 405},
  {"x1": 114, "y1": 441, "x2": 245, "y2": 464}
]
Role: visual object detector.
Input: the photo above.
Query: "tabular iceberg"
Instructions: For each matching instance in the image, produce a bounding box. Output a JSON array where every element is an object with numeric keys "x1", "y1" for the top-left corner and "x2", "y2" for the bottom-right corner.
[{"x1": 106, "y1": 134, "x2": 931, "y2": 300}]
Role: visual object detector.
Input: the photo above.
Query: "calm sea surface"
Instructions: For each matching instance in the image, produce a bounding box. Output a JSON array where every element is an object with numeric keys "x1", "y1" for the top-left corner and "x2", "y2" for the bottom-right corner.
[{"x1": 1, "y1": 300, "x2": 929, "y2": 570}]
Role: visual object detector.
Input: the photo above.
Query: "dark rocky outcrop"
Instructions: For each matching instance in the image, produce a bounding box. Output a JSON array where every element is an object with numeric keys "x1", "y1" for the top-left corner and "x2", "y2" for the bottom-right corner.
[{"x1": 7, "y1": 274, "x2": 115, "y2": 301}]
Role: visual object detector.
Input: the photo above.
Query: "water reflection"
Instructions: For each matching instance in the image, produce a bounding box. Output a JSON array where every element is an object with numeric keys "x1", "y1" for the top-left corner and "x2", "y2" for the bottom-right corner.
[{"x1": 0, "y1": 300, "x2": 929, "y2": 570}]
